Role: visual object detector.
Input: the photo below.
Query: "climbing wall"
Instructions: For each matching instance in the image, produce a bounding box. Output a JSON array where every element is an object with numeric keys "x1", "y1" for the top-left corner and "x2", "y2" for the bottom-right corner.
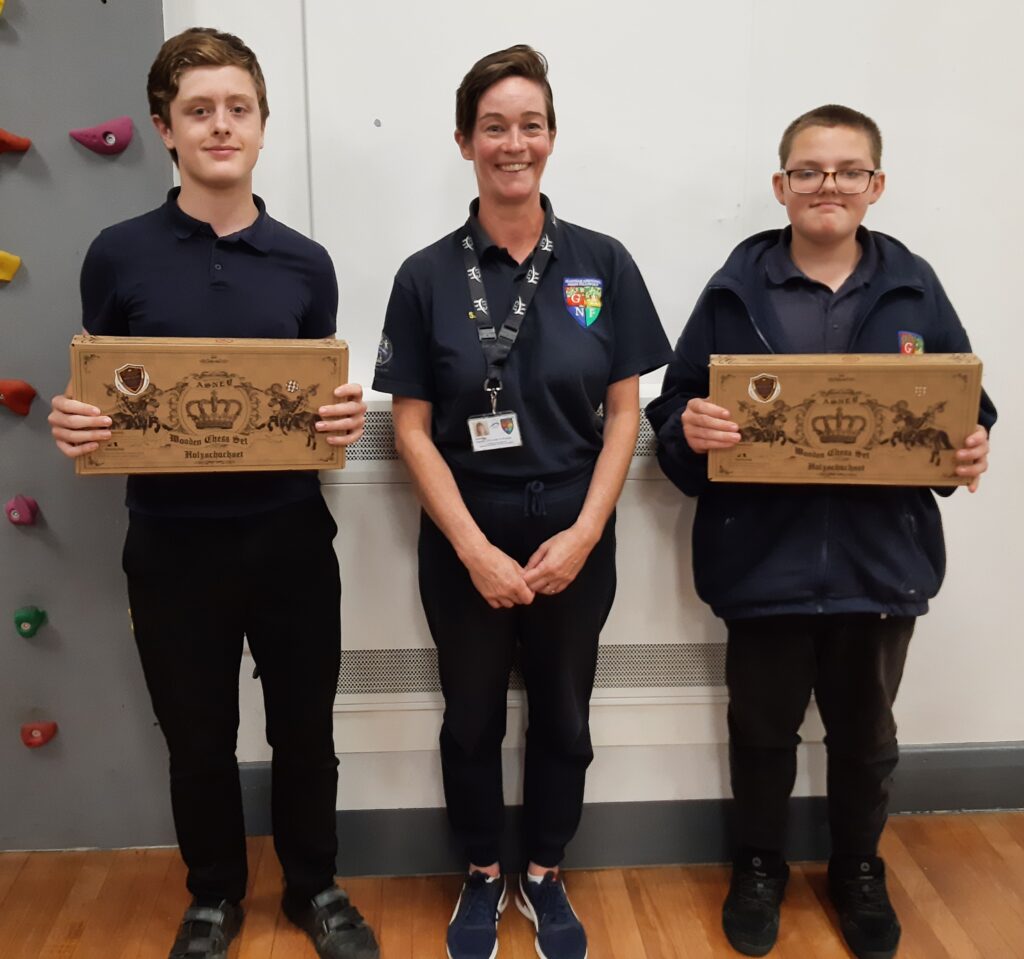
[{"x1": 0, "y1": 0, "x2": 173, "y2": 848}]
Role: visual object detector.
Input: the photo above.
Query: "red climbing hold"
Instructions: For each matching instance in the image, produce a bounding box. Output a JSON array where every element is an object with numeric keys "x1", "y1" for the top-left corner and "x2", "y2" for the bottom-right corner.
[
  {"x1": 21, "y1": 722, "x2": 59, "y2": 748},
  {"x1": 0, "y1": 379, "x2": 36, "y2": 416},
  {"x1": 69, "y1": 116, "x2": 133, "y2": 156}
]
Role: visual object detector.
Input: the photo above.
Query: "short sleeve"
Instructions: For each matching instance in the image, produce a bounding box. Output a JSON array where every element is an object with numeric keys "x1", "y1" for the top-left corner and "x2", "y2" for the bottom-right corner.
[
  {"x1": 80, "y1": 233, "x2": 127, "y2": 335},
  {"x1": 607, "y1": 253, "x2": 673, "y2": 383},
  {"x1": 371, "y1": 274, "x2": 435, "y2": 401},
  {"x1": 300, "y1": 243, "x2": 339, "y2": 339}
]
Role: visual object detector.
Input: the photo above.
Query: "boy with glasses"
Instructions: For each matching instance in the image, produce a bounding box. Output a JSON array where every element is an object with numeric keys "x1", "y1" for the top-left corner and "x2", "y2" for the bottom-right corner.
[{"x1": 646, "y1": 104, "x2": 995, "y2": 959}]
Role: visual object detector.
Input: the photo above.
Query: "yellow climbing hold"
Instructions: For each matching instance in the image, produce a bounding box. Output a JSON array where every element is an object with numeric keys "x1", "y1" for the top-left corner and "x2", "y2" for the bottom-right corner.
[{"x1": 0, "y1": 250, "x2": 22, "y2": 283}]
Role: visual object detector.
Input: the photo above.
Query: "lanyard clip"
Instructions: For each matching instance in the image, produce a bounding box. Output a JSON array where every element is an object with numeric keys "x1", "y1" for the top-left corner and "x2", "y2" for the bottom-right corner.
[{"x1": 483, "y1": 377, "x2": 502, "y2": 415}]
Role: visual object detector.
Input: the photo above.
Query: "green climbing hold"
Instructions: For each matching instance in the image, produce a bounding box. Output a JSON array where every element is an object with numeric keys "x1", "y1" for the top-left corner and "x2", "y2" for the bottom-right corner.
[{"x1": 14, "y1": 606, "x2": 47, "y2": 638}]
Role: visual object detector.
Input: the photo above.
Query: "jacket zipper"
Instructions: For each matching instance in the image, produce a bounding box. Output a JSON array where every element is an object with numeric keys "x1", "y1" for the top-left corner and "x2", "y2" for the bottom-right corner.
[{"x1": 709, "y1": 284, "x2": 776, "y2": 353}]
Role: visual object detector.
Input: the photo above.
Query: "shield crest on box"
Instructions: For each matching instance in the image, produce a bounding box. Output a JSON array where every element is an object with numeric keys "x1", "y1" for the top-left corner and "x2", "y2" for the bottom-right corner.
[
  {"x1": 748, "y1": 373, "x2": 780, "y2": 403},
  {"x1": 115, "y1": 364, "x2": 150, "y2": 396}
]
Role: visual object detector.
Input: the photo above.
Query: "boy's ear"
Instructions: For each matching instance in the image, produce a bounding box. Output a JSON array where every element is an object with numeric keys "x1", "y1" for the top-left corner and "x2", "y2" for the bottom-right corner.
[
  {"x1": 867, "y1": 170, "x2": 886, "y2": 205},
  {"x1": 771, "y1": 171, "x2": 787, "y2": 206},
  {"x1": 151, "y1": 114, "x2": 175, "y2": 152}
]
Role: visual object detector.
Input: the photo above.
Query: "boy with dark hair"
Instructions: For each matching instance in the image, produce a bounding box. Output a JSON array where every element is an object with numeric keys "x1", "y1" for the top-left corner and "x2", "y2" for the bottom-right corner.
[
  {"x1": 48, "y1": 27, "x2": 379, "y2": 959},
  {"x1": 646, "y1": 104, "x2": 995, "y2": 959}
]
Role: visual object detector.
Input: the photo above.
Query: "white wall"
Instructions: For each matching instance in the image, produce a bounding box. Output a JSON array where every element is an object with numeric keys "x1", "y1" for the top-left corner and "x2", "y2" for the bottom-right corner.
[{"x1": 163, "y1": 1, "x2": 1024, "y2": 812}]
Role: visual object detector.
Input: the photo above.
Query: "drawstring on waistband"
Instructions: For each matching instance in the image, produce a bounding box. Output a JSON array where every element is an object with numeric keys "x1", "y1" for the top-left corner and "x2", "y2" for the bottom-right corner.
[{"x1": 523, "y1": 480, "x2": 547, "y2": 517}]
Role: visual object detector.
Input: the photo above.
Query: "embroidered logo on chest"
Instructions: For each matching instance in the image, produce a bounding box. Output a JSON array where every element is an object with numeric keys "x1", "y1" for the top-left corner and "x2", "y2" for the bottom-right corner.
[
  {"x1": 898, "y1": 331, "x2": 924, "y2": 355},
  {"x1": 563, "y1": 277, "x2": 603, "y2": 328}
]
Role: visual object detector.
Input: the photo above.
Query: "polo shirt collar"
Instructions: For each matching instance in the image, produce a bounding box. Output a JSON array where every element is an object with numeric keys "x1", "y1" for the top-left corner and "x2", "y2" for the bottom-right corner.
[
  {"x1": 765, "y1": 225, "x2": 877, "y2": 288},
  {"x1": 164, "y1": 187, "x2": 272, "y2": 254},
  {"x1": 466, "y1": 194, "x2": 560, "y2": 262}
]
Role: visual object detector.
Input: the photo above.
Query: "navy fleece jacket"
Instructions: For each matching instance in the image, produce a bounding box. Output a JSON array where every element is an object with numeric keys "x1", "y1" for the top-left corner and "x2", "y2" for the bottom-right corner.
[{"x1": 645, "y1": 228, "x2": 997, "y2": 621}]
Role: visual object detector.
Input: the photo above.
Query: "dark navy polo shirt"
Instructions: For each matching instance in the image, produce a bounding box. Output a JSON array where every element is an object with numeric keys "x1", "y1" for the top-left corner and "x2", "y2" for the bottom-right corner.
[
  {"x1": 81, "y1": 188, "x2": 338, "y2": 518},
  {"x1": 372, "y1": 200, "x2": 673, "y2": 483},
  {"x1": 764, "y1": 227, "x2": 878, "y2": 353}
]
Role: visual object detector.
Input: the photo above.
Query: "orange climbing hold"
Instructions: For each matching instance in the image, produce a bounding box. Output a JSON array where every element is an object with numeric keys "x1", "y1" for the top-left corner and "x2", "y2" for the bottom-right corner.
[{"x1": 0, "y1": 128, "x2": 32, "y2": 154}]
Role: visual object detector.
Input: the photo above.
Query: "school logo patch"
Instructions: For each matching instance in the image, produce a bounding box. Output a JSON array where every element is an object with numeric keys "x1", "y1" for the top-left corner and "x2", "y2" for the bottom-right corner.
[
  {"x1": 375, "y1": 334, "x2": 393, "y2": 368},
  {"x1": 898, "y1": 331, "x2": 924, "y2": 355},
  {"x1": 563, "y1": 277, "x2": 603, "y2": 328}
]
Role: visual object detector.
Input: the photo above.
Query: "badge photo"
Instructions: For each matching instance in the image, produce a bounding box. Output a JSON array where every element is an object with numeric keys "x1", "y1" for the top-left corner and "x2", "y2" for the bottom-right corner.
[{"x1": 467, "y1": 412, "x2": 523, "y2": 452}]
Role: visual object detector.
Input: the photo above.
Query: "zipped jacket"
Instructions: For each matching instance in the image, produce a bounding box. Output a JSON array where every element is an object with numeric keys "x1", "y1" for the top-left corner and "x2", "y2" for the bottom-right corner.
[{"x1": 645, "y1": 228, "x2": 997, "y2": 620}]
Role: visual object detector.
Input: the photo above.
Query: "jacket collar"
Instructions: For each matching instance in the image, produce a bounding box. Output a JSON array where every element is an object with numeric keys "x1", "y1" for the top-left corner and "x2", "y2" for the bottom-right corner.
[{"x1": 706, "y1": 226, "x2": 927, "y2": 353}]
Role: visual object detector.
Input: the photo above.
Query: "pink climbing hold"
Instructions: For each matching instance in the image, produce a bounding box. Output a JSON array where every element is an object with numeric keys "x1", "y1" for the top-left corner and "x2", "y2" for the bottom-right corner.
[
  {"x1": 69, "y1": 115, "x2": 133, "y2": 156},
  {"x1": 5, "y1": 494, "x2": 39, "y2": 526}
]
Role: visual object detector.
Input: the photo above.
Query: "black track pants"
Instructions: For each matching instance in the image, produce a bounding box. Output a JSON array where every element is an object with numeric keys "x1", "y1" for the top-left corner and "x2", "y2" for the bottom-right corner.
[{"x1": 418, "y1": 471, "x2": 616, "y2": 868}]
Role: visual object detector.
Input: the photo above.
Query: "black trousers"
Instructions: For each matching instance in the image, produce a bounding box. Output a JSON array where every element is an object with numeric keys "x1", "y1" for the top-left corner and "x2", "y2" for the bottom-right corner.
[
  {"x1": 123, "y1": 495, "x2": 341, "y2": 903},
  {"x1": 418, "y1": 471, "x2": 616, "y2": 869},
  {"x1": 725, "y1": 613, "x2": 915, "y2": 859}
]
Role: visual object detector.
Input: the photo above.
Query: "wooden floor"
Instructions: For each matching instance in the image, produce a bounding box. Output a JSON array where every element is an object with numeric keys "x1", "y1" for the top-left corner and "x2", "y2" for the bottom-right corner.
[{"x1": 1, "y1": 812, "x2": 1022, "y2": 958}]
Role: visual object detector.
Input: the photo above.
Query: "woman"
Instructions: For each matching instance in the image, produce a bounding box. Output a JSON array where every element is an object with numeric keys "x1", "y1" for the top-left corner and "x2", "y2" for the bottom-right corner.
[{"x1": 372, "y1": 46, "x2": 671, "y2": 959}]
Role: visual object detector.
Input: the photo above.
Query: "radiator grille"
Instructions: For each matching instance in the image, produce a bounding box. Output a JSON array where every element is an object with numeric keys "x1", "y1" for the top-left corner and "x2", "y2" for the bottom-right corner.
[
  {"x1": 336, "y1": 643, "x2": 724, "y2": 695},
  {"x1": 345, "y1": 410, "x2": 656, "y2": 462}
]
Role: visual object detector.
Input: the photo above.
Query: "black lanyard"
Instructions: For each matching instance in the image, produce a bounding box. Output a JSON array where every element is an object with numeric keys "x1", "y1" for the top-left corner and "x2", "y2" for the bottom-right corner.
[{"x1": 460, "y1": 199, "x2": 557, "y2": 413}]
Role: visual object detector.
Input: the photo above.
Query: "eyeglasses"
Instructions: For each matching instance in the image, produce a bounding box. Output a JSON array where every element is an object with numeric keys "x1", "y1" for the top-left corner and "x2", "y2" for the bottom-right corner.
[{"x1": 783, "y1": 169, "x2": 878, "y2": 195}]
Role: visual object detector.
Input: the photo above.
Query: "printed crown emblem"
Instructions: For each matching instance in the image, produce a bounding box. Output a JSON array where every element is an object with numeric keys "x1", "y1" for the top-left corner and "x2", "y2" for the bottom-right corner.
[
  {"x1": 811, "y1": 410, "x2": 867, "y2": 444},
  {"x1": 185, "y1": 390, "x2": 242, "y2": 430}
]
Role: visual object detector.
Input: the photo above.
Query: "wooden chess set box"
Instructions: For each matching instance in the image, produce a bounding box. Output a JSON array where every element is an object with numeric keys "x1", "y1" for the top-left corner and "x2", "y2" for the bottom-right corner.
[
  {"x1": 708, "y1": 354, "x2": 982, "y2": 486},
  {"x1": 70, "y1": 335, "x2": 348, "y2": 475}
]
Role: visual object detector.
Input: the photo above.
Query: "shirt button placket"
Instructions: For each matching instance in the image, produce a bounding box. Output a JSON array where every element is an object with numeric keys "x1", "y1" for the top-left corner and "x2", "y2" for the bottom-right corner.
[{"x1": 211, "y1": 242, "x2": 224, "y2": 284}]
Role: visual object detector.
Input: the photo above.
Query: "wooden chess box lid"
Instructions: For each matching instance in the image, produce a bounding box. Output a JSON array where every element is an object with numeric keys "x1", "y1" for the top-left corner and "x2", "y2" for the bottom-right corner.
[{"x1": 708, "y1": 353, "x2": 982, "y2": 486}]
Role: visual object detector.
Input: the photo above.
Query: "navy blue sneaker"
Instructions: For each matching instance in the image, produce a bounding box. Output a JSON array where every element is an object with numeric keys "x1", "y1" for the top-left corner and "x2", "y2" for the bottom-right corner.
[
  {"x1": 447, "y1": 871, "x2": 507, "y2": 959},
  {"x1": 516, "y1": 872, "x2": 587, "y2": 959}
]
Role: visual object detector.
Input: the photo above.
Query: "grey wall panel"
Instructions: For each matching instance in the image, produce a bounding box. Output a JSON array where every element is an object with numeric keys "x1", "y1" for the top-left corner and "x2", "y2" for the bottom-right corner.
[{"x1": 0, "y1": 0, "x2": 173, "y2": 849}]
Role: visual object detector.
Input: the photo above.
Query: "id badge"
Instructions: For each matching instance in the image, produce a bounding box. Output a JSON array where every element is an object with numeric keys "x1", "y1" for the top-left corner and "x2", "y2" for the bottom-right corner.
[{"x1": 468, "y1": 411, "x2": 523, "y2": 452}]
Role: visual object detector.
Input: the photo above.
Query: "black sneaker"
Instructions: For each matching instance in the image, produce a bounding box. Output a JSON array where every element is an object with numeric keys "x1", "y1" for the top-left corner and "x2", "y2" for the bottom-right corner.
[
  {"x1": 446, "y1": 871, "x2": 507, "y2": 959},
  {"x1": 168, "y1": 899, "x2": 243, "y2": 959},
  {"x1": 721, "y1": 857, "x2": 789, "y2": 957},
  {"x1": 828, "y1": 857, "x2": 901, "y2": 959},
  {"x1": 283, "y1": 885, "x2": 380, "y2": 959},
  {"x1": 516, "y1": 872, "x2": 587, "y2": 959}
]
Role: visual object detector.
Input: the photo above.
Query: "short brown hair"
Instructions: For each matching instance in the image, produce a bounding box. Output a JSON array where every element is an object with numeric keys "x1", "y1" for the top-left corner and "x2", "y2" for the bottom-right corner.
[
  {"x1": 779, "y1": 104, "x2": 882, "y2": 169},
  {"x1": 456, "y1": 45, "x2": 556, "y2": 139},
  {"x1": 148, "y1": 27, "x2": 269, "y2": 162}
]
